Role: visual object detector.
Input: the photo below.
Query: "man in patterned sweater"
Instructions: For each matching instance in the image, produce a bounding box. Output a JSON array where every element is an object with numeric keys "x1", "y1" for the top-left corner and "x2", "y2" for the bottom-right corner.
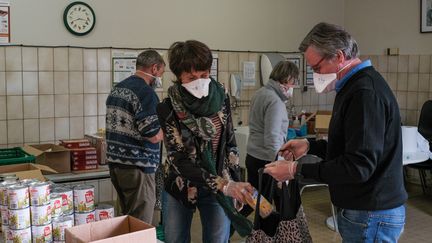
[{"x1": 106, "y1": 50, "x2": 165, "y2": 223}]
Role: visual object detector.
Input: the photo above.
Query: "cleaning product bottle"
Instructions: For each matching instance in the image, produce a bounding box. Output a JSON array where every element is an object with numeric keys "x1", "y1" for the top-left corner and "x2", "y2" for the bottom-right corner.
[
  {"x1": 293, "y1": 116, "x2": 300, "y2": 128},
  {"x1": 300, "y1": 110, "x2": 306, "y2": 126},
  {"x1": 245, "y1": 188, "x2": 273, "y2": 218}
]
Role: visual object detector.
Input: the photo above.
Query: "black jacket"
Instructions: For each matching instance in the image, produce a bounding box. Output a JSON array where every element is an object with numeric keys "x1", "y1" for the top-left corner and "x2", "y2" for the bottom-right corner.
[{"x1": 302, "y1": 66, "x2": 408, "y2": 210}]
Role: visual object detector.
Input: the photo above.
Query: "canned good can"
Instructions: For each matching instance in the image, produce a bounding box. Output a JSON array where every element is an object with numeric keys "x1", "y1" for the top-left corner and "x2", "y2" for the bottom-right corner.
[
  {"x1": 73, "y1": 185, "x2": 95, "y2": 212},
  {"x1": 51, "y1": 187, "x2": 73, "y2": 215},
  {"x1": 2, "y1": 224, "x2": 10, "y2": 241},
  {"x1": 8, "y1": 207, "x2": 31, "y2": 230},
  {"x1": 0, "y1": 173, "x2": 18, "y2": 183},
  {"x1": 1, "y1": 204, "x2": 9, "y2": 225},
  {"x1": 95, "y1": 204, "x2": 114, "y2": 221},
  {"x1": 30, "y1": 204, "x2": 52, "y2": 226},
  {"x1": 0, "y1": 181, "x2": 18, "y2": 206},
  {"x1": 9, "y1": 226, "x2": 31, "y2": 243},
  {"x1": 50, "y1": 194, "x2": 62, "y2": 218},
  {"x1": 29, "y1": 182, "x2": 50, "y2": 206},
  {"x1": 32, "y1": 224, "x2": 53, "y2": 243},
  {"x1": 20, "y1": 179, "x2": 39, "y2": 187},
  {"x1": 74, "y1": 211, "x2": 95, "y2": 225},
  {"x1": 7, "y1": 184, "x2": 30, "y2": 209},
  {"x1": 52, "y1": 216, "x2": 73, "y2": 241}
]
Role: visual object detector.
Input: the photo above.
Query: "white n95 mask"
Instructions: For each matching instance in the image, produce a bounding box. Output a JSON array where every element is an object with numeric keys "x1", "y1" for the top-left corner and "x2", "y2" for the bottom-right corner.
[
  {"x1": 182, "y1": 78, "x2": 211, "y2": 99},
  {"x1": 312, "y1": 61, "x2": 353, "y2": 93},
  {"x1": 136, "y1": 71, "x2": 162, "y2": 89},
  {"x1": 280, "y1": 84, "x2": 294, "y2": 98},
  {"x1": 312, "y1": 72, "x2": 337, "y2": 93}
]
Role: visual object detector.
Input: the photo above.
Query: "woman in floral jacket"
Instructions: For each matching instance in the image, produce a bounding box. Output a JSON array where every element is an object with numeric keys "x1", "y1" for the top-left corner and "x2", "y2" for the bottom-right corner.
[{"x1": 157, "y1": 40, "x2": 253, "y2": 243}]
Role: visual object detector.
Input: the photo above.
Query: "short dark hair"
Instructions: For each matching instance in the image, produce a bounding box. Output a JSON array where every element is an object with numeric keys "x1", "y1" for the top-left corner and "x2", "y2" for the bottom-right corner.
[
  {"x1": 136, "y1": 49, "x2": 165, "y2": 69},
  {"x1": 168, "y1": 40, "x2": 213, "y2": 79},
  {"x1": 269, "y1": 60, "x2": 299, "y2": 84},
  {"x1": 299, "y1": 22, "x2": 359, "y2": 60}
]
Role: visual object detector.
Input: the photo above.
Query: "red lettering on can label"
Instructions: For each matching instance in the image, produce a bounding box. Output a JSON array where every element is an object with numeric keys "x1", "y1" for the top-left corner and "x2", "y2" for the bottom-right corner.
[
  {"x1": 85, "y1": 191, "x2": 94, "y2": 203},
  {"x1": 54, "y1": 199, "x2": 61, "y2": 209},
  {"x1": 86, "y1": 213, "x2": 95, "y2": 223},
  {"x1": 99, "y1": 211, "x2": 109, "y2": 220},
  {"x1": 44, "y1": 226, "x2": 50, "y2": 236},
  {"x1": 61, "y1": 194, "x2": 68, "y2": 206}
]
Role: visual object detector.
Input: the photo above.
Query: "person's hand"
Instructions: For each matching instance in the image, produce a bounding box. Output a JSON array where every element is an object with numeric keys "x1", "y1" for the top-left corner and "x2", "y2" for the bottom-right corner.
[
  {"x1": 264, "y1": 160, "x2": 297, "y2": 182},
  {"x1": 223, "y1": 181, "x2": 254, "y2": 204},
  {"x1": 279, "y1": 138, "x2": 309, "y2": 160}
]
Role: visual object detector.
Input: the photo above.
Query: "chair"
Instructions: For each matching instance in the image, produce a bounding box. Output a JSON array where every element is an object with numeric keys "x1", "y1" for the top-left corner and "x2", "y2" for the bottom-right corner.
[
  {"x1": 298, "y1": 155, "x2": 338, "y2": 232},
  {"x1": 406, "y1": 100, "x2": 432, "y2": 194}
]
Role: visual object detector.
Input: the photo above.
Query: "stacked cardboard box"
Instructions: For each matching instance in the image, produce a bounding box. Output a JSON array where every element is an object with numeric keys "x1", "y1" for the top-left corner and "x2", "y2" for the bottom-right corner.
[
  {"x1": 60, "y1": 139, "x2": 98, "y2": 171},
  {"x1": 85, "y1": 134, "x2": 107, "y2": 165}
]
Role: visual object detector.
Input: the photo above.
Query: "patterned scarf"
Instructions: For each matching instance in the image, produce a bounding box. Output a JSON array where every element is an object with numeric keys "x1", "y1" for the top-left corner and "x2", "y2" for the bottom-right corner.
[{"x1": 168, "y1": 79, "x2": 253, "y2": 237}]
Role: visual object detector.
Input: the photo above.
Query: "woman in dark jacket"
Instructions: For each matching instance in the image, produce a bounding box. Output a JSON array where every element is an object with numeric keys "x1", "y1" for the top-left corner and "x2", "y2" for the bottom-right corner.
[{"x1": 157, "y1": 40, "x2": 253, "y2": 243}]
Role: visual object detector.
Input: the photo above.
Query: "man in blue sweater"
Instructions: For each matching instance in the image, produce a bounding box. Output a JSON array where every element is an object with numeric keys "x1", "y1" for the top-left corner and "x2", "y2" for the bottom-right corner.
[
  {"x1": 106, "y1": 50, "x2": 165, "y2": 223},
  {"x1": 265, "y1": 23, "x2": 407, "y2": 242}
]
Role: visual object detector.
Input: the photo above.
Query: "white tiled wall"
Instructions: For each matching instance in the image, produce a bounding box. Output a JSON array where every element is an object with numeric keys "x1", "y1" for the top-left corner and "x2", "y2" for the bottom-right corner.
[{"x1": 1, "y1": 46, "x2": 431, "y2": 148}]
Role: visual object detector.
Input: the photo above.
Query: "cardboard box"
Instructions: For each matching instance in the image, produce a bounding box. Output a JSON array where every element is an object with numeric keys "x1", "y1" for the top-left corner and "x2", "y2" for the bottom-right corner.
[
  {"x1": 23, "y1": 144, "x2": 71, "y2": 173},
  {"x1": 315, "y1": 110, "x2": 332, "y2": 133},
  {"x1": 65, "y1": 215, "x2": 156, "y2": 243},
  {"x1": 85, "y1": 134, "x2": 107, "y2": 165},
  {"x1": 60, "y1": 139, "x2": 91, "y2": 149},
  {"x1": 0, "y1": 163, "x2": 57, "y2": 181},
  {"x1": 73, "y1": 164, "x2": 98, "y2": 171},
  {"x1": 71, "y1": 148, "x2": 97, "y2": 156}
]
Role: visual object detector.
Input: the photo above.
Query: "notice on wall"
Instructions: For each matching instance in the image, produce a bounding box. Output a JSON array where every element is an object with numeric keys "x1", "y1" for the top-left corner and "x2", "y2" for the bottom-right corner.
[
  {"x1": 211, "y1": 53, "x2": 218, "y2": 81},
  {"x1": 112, "y1": 50, "x2": 165, "y2": 91},
  {"x1": 243, "y1": 61, "x2": 256, "y2": 87},
  {"x1": 0, "y1": 1, "x2": 10, "y2": 44}
]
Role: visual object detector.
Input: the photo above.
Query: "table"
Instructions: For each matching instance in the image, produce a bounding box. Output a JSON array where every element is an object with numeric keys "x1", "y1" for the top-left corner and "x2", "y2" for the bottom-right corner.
[
  {"x1": 45, "y1": 165, "x2": 110, "y2": 183},
  {"x1": 402, "y1": 152, "x2": 429, "y2": 165}
]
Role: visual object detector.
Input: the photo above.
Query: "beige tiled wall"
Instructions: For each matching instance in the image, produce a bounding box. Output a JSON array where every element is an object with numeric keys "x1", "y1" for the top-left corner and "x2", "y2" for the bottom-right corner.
[{"x1": 1, "y1": 46, "x2": 431, "y2": 148}]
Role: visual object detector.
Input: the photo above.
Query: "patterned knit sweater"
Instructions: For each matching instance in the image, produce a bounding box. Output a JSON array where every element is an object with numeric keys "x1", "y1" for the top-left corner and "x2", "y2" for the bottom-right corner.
[{"x1": 105, "y1": 75, "x2": 160, "y2": 173}]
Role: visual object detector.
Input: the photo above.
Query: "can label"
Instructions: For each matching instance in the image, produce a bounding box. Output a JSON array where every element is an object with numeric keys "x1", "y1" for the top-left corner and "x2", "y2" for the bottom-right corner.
[
  {"x1": 32, "y1": 224, "x2": 53, "y2": 243},
  {"x1": 8, "y1": 207, "x2": 31, "y2": 230},
  {"x1": 95, "y1": 205, "x2": 114, "y2": 221},
  {"x1": 7, "y1": 185, "x2": 29, "y2": 209},
  {"x1": 0, "y1": 181, "x2": 18, "y2": 205},
  {"x1": 30, "y1": 204, "x2": 52, "y2": 226},
  {"x1": 52, "y1": 188, "x2": 73, "y2": 215},
  {"x1": 1, "y1": 204, "x2": 9, "y2": 225},
  {"x1": 9, "y1": 227, "x2": 32, "y2": 243},
  {"x1": 29, "y1": 182, "x2": 50, "y2": 206},
  {"x1": 52, "y1": 216, "x2": 73, "y2": 241},
  {"x1": 74, "y1": 211, "x2": 95, "y2": 225},
  {"x1": 73, "y1": 186, "x2": 95, "y2": 212},
  {"x1": 50, "y1": 195, "x2": 63, "y2": 218},
  {"x1": 1, "y1": 224, "x2": 10, "y2": 242}
]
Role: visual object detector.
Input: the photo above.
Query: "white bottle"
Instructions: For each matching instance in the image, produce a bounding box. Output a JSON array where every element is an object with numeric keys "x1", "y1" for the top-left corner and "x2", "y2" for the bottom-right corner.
[
  {"x1": 300, "y1": 111, "x2": 306, "y2": 126},
  {"x1": 293, "y1": 116, "x2": 300, "y2": 128}
]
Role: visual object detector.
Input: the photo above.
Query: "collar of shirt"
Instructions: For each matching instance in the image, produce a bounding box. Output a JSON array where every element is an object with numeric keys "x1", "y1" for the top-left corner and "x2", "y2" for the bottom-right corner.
[{"x1": 336, "y1": 60, "x2": 372, "y2": 93}]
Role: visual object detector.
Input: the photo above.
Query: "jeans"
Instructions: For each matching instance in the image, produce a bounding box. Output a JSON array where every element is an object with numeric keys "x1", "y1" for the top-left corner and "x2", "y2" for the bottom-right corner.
[
  {"x1": 162, "y1": 189, "x2": 230, "y2": 243},
  {"x1": 337, "y1": 205, "x2": 405, "y2": 243}
]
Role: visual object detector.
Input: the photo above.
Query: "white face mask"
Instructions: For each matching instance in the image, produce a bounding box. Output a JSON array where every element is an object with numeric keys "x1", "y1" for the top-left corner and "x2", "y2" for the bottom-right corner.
[
  {"x1": 182, "y1": 78, "x2": 211, "y2": 99},
  {"x1": 137, "y1": 71, "x2": 162, "y2": 89},
  {"x1": 312, "y1": 61, "x2": 353, "y2": 93},
  {"x1": 280, "y1": 84, "x2": 294, "y2": 98}
]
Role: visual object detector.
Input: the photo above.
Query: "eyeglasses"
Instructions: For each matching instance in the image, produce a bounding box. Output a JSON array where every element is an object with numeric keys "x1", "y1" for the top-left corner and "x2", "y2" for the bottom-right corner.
[{"x1": 310, "y1": 56, "x2": 326, "y2": 73}]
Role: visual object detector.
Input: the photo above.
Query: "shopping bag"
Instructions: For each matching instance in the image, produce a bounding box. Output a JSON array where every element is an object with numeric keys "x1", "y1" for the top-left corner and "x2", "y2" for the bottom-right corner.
[{"x1": 246, "y1": 168, "x2": 313, "y2": 243}]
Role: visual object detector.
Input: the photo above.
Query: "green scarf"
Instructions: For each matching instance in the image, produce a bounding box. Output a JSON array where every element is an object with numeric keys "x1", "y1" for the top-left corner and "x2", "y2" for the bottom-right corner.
[
  {"x1": 168, "y1": 79, "x2": 253, "y2": 237},
  {"x1": 178, "y1": 78, "x2": 225, "y2": 117}
]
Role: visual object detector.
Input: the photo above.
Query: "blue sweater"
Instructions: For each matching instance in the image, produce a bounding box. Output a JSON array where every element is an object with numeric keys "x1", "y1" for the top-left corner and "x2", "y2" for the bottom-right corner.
[{"x1": 106, "y1": 75, "x2": 160, "y2": 173}]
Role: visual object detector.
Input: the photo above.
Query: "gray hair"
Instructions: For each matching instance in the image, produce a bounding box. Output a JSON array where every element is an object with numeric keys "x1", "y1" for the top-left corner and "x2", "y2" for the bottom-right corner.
[
  {"x1": 136, "y1": 49, "x2": 165, "y2": 69},
  {"x1": 299, "y1": 22, "x2": 359, "y2": 60},
  {"x1": 269, "y1": 60, "x2": 299, "y2": 84}
]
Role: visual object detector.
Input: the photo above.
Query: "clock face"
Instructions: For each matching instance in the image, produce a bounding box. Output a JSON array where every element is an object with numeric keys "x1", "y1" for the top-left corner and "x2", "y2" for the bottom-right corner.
[{"x1": 63, "y1": 2, "x2": 95, "y2": 36}]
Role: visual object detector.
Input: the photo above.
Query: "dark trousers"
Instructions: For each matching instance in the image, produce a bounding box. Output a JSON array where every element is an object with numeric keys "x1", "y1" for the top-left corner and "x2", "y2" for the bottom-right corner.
[
  {"x1": 241, "y1": 154, "x2": 281, "y2": 236},
  {"x1": 109, "y1": 164, "x2": 156, "y2": 224}
]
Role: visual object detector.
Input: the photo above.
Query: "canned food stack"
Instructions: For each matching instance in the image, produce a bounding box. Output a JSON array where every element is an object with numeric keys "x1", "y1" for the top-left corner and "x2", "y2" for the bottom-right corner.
[
  {"x1": 30, "y1": 181, "x2": 53, "y2": 243},
  {"x1": 95, "y1": 204, "x2": 115, "y2": 221},
  {"x1": 60, "y1": 139, "x2": 99, "y2": 171},
  {"x1": 73, "y1": 185, "x2": 96, "y2": 226},
  {"x1": 50, "y1": 185, "x2": 74, "y2": 242},
  {"x1": 5, "y1": 183, "x2": 32, "y2": 243}
]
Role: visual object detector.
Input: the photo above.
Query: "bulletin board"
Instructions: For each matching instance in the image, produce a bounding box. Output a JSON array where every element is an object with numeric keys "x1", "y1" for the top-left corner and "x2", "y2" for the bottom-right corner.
[{"x1": 112, "y1": 57, "x2": 136, "y2": 85}]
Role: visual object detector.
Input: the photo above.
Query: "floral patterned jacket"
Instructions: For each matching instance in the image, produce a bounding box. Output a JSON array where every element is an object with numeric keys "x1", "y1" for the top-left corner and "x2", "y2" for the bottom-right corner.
[{"x1": 156, "y1": 95, "x2": 241, "y2": 208}]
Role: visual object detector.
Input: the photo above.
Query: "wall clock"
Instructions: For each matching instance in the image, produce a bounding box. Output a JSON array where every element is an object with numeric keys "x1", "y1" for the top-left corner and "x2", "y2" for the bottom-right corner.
[{"x1": 63, "y1": 1, "x2": 96, "y2": 36}]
